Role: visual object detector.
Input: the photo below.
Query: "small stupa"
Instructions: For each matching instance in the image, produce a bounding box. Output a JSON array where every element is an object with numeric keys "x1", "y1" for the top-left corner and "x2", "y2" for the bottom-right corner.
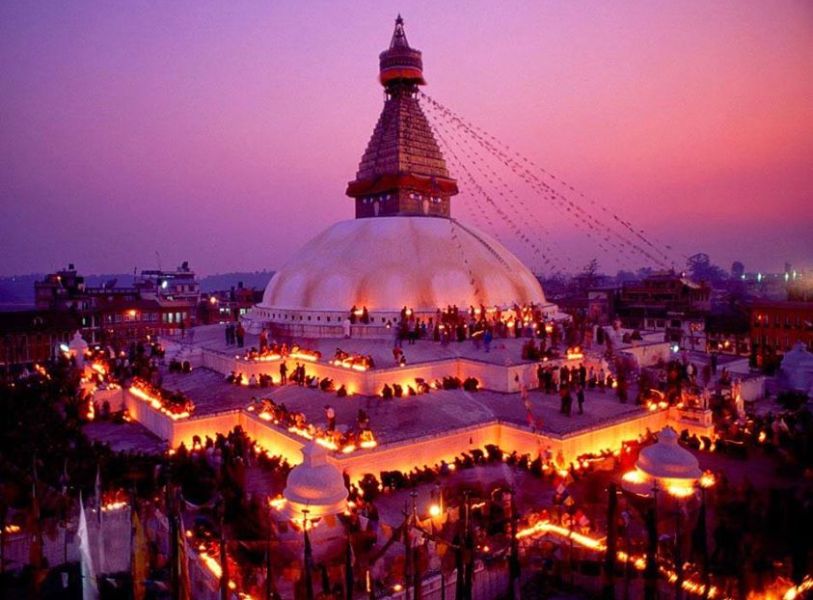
[
  {"x1": 622, "y1": 426, "x2": 702, "y2": 497},
  {"x1": 68, "y1": 331, "x2": 89, "y2": 367},
  {"x1": 282, "y1": 442, "x2": 348, "y2": 522}
]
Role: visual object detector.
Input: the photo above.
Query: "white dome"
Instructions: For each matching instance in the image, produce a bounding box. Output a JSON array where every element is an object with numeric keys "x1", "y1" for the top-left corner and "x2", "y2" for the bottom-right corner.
[
  {"x1": 69, "y1": 331, "x2": 88, "y2": 353},
  {"x1": 260, "y1": 217, "x2": 548, "y2": 312},
  {"x1": 69, "y1": 331, "x2": 89, "y2": 366},
  {"x1": 283, "y1": 443, "x2": 347, "y2": 519},
  {"x1": 636, "y1": 427, "x2": 701, "y2": 481},
  {"x1": 781, "y1": 342, "x2": 813, "y2": 393}
]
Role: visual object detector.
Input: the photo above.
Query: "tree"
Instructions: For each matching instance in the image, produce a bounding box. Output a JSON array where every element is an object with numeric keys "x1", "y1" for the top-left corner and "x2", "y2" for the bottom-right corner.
[
  {"x1": 686, "y1": 253, "x2": 726, "y2": 284},
  {"x1": 577, "y1": 258, "x2": 601, "y2": 292},
  {"x1": 731, "y1": 261, "x2": 745, "y2": 279}
]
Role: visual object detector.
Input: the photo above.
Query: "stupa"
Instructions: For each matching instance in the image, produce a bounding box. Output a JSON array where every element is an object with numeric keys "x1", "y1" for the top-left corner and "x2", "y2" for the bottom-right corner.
[
  {"x1": 780, "y1": 342, "x2": 813, "y2": 395},
  {"x1": 68, "y1": 331, "x2": 89, "y2": 367},
  {"x1": 251, "y1": 17, "x2": 556, "y2": 337},
  {"x1": 622, "y1": 426, "x2": 702, "y2": 497},
  {"x1": 282, "y1": 442, "x2": 348, "y2": 521}
]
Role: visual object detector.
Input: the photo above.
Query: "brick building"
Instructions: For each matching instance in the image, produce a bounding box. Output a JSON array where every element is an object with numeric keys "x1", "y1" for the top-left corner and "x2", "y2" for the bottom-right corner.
[
  {"x1": 31, "y1": 263, "x2": 200, "y2": 345},
  {"x1": 615, "y1": 271, "x2": 711, "y2": 342},
  {"x1": 0, "y1": 310, "x2": 80, "y2": 368},
  {"x1": 198, "y1": 283, "x2": 263, "y2": 325},
  {"x1": 749, "y1": 299, "x2": 813, "y2": 358}
]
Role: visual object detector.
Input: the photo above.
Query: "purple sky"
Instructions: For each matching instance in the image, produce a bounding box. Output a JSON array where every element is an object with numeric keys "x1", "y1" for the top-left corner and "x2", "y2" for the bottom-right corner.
[{"x1": 1, "y1": 1, "x2": 811, "y2": 277}]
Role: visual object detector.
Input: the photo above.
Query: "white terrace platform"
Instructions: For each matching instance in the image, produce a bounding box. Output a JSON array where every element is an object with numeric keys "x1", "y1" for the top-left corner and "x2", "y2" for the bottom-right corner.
[
  {"x1": 172, "y1": 324, "x2": 672, "y2": 396},
  {"x1": 112, "y1": 335, "x2": 712, "y2": 483}
]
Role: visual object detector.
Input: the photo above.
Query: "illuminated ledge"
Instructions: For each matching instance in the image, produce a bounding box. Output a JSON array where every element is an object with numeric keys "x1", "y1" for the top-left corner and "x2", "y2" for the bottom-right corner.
[{"x1": 125, "y1": 383, "x2": 712, "y2": 485}]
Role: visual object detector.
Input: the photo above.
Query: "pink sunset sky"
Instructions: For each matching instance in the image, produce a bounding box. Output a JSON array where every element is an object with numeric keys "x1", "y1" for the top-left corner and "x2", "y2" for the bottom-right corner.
[{"x1": 1, "y1": 1, "x2": 811, "y2": 276}]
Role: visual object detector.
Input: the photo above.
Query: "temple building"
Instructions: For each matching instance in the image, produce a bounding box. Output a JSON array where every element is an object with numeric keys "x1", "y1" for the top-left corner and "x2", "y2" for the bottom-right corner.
[{"x1": 250, "y1": 17, "x2": 557, "y2": 337}]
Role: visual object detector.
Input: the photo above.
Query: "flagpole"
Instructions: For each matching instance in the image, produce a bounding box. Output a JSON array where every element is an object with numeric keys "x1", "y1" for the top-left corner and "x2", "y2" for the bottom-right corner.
[
  {"x1": 345, "y1": 532, "x2": 354, "y2": 600},
  {"x1": 602, "y1": 483, "x2": 618, "y2": 600},
  {"x1": 698, "y1": 483, "x2": 710, "y2": 600},
  {"x1": 644, "y1": 481, "x2": 660, "y2": 600},
  {"x1": 410, "y1": 491, "x2": 421, "y2": 600},
  {"x1": 266, "y1": 498, "x2": 276, "y2": 600},
  {"x1": 61, "y1": 458, "x2": 70, "y2": 566},
  {"x1": 220, "y1": 504, "x2": 230, "y2": 600},
  {"x1": 0, "y1": 496, "x2": 6, "y2": 576},
  {"x1": 463, "y1": 491, "x2": 473, "y2": 600},
  {"x1": 30, "y1": 454, "x2": 44, "y2": 597},
  {"x1": 95, "y1": 463, "x2": 104, "y2": 575},
  {"x1": 77, "y1": 491, "x2": 99, "y2": 599},
  {"x1": 508, "y1": 487, "x2": 520, "y2": 600},
  {"x1": 303, "y1": 509, "x2": 314, "y2": 600}
]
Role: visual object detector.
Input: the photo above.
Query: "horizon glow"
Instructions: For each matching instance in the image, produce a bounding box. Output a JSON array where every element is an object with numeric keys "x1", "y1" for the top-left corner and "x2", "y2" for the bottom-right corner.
[{"x1": 1, "y1": 1, "x2": 811, "y2": 277}]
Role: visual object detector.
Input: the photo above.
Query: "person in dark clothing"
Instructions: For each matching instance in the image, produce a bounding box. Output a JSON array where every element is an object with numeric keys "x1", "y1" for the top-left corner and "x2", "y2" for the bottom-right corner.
[
  {"x1": 279, "y1": 362, "x2": 288, "y2": 385},
  {"x1": 577, "y1": 385, "x2": 585, "y2": 414},
  {"x1": 560, "y1": 365, "x2": 570, "y2": 387}
]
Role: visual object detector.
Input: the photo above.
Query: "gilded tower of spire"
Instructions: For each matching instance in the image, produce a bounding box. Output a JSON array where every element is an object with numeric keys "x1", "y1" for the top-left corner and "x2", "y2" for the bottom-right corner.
[{"x1": 346, "y1": 16, "x2": 459, "y2": 218}]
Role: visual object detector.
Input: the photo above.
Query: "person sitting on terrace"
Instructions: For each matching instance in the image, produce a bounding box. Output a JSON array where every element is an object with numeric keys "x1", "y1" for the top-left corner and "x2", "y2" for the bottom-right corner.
[{"x1": 357, "y1": 408, "x2": 369, "y2": 430}]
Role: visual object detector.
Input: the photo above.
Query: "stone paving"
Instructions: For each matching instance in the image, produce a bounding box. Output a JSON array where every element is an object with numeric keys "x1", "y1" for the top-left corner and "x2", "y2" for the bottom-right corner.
[{"x1": 84, "y1": 420, "x2": 166, "y2": 454}]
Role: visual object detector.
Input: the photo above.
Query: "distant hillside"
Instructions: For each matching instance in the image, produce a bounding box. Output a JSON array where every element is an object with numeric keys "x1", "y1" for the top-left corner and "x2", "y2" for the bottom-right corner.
[
  {"x1": 200, "y1": 271, "x2": 274, "y2": 292},
  {"x1": 0, "y1": 274, "x2": 41, "y2": 309}
]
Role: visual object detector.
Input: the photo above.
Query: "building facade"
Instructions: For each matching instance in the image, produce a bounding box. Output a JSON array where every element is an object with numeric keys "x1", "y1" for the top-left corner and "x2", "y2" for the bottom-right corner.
[
  {"x1": 615, "y1": 271, "x2": 710, "y2": 343},
  {"x1": 750, "y1": 300, "x2": 813, "y2": 358}
]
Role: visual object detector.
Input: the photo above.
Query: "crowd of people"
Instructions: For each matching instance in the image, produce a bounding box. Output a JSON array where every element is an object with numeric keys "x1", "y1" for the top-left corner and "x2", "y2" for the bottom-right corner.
[
  {"x1": 131, "y1": 376, "x2": 195, "y2": 416},
  {"x1": 246, "y1": 397, "x2": 375, "y2": 452},
  {"x1": 240, "y1": 338, "x2": 322, "y2": 363},
  {"x1": 332, "y1": 348, "x2": 375, "y2": 370},
  {"x1": 226, "y1": 364, "x2": 350, "y2": 397},
  {"x1": 343, "y1": 302, "x2": 565, "y2": 349},
  {"x1": 224, "y1": 322, "x2": 246, "y2": 348}
]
